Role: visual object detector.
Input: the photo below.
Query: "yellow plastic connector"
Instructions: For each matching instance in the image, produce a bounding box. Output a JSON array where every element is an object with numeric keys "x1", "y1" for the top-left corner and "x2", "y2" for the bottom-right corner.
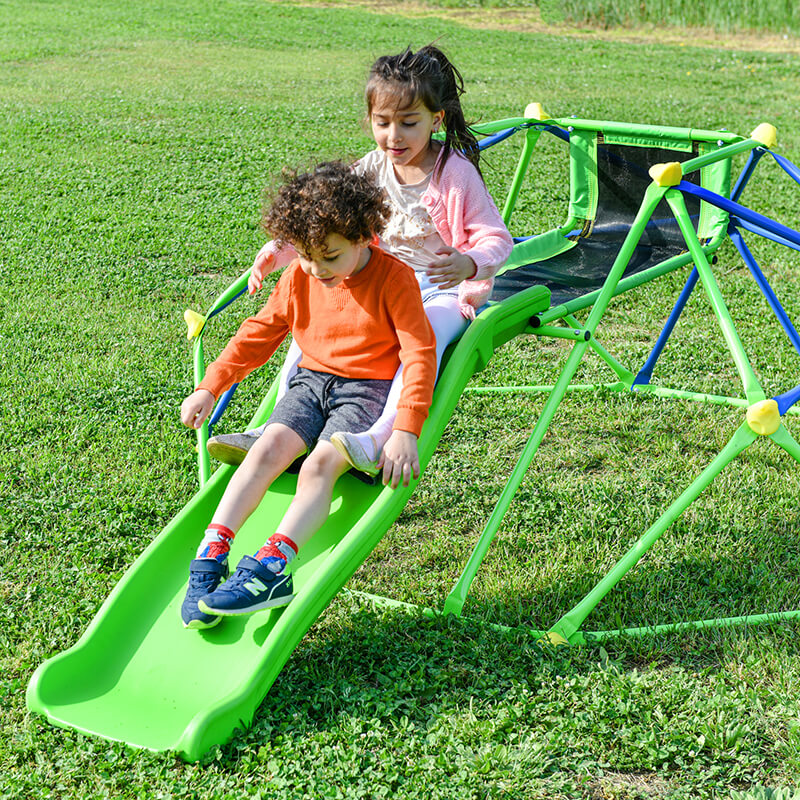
[
  {"x1": 538, "y1": 630, "x2": 569, "y2": 647},
  {"x1": 524, "y1": 102, "x2": 550, "y2": 121},
  {"x1": 750, "y1": 122, "x2": 777, "y2": 149},
  {"x1": 648, "y1": 162, "x2": 683, "y2": 187},
  {"x1": 184, "y1": 309, "x2": 206, "y2": 340},
  {"x1": 746, "y1": 399, "x2": 781, "y2": 436}
]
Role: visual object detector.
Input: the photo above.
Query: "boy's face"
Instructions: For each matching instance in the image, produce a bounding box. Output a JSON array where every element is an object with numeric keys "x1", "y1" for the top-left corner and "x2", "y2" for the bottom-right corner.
[{"x1": 296, "y1": 232, "x2": 370, "y2": 289}]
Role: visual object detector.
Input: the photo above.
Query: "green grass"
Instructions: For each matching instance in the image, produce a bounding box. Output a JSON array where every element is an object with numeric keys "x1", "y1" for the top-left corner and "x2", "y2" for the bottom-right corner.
[
  {"x1": 552, "y1": 0, "x2": 800, "y2": 33},
  {"x1": 371, "y1": 0, "x2": 800, "y2": 33},
  {"x1": 3, "y1": 1, "x2": 800, "y2": 797}
]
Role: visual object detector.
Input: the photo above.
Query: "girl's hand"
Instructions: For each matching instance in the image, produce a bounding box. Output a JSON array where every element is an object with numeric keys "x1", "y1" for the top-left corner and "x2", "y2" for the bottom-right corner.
[
  {"x1": 377, "y1": 430, "x2": 420, "y2": 489},
  {"x1": 425, "y1": 246, "x2": 477, "y2": 290},
  {"x1": 248, "y1": 245, "x2": 276, "y2": 294},
  {"x1": 180, "y1": 389, "x2": 215, "y2": 430}
]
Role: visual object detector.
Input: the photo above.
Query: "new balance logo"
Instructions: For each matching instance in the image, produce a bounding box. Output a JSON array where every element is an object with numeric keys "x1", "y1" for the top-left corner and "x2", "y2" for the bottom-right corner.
[{"x1": 244, "y1": 577, "x2": 268, "y2": 596}]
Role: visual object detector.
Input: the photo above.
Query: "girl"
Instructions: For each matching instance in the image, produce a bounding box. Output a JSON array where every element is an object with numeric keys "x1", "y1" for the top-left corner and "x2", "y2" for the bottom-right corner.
[{"x1": 210, "y1": 45, "x2": 513, "y2": 477}]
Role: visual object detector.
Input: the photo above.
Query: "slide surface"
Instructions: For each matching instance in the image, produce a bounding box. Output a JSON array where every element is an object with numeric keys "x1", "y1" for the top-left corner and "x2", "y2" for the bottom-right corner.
[{"x1": 26, "y1": 285, "x2": 550, "y2": 761}]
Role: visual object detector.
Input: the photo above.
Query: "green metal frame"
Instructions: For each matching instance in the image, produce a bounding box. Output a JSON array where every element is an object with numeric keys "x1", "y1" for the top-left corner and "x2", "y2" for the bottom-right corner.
[{"x1": 356, "y1": 114, "x2": 800, "y2": 645}]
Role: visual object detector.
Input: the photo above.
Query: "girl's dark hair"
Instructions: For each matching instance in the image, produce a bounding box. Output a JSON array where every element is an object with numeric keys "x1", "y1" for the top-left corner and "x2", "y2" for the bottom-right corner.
[
  {"x1": 365, "y1": 45, "x2": 481, "y2": 181},
  {"x1": 263, "y1": 161, "x2": 390, "y2": 255}
]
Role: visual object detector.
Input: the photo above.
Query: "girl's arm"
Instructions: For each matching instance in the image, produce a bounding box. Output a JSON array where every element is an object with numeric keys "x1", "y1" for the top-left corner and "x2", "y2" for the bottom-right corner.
[
  {"x1": 248, "y1": 240, "x2": 299, "y2": 294},
  {"x1": 455, "y1": 182, "x2": 514, "y2": 280},
  {"x1": 453, "y1": 179, "x2": 514, "y2": 318}
]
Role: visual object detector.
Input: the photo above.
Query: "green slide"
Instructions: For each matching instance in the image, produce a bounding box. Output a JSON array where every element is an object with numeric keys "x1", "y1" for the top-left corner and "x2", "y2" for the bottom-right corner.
[{"x1": 26, "y1": 284, "x2": 551, "y2": 762}]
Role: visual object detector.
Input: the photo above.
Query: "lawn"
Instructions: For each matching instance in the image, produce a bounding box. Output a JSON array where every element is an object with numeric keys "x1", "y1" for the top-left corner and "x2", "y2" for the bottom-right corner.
[{"x1": 3, "y1": 1, "x2": 800, "y2": 798}]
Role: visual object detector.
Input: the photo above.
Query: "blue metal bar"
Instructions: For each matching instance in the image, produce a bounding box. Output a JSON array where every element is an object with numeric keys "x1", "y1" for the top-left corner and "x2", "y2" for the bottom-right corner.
[
  {"x1": 632, "y1": 267, "x2": 699, "y2": 387},
  {"x1": 731, "y1": 216, "x2": 800, "y2": 253},
  {"x1": 776, "y1": 384, "x2": 800, "y2": 416},
  {"x1": 478, "y1": 126, "x2": 520, "y2": 150},
  {"x1": 730, "y1": 148, "x2": 766, "y2": 202},
  {"x1": 678, "y1": 181, "x2": 800, "y2": 250},
  {"x1": 208, "y1": 288, "x2": 248, "y2": 320},
  {"x1": 728, "y1": 225, "x2": 800, "y2": 357},
  {"x1": 207, "y1": 382, "x2": 240, "y2": 437},
  {"x1": 543, "y1": 124, "x2": 570, "y2": 143},
  {"x1": 770, "y1": 151, "x2": 800, "y2": 186}
]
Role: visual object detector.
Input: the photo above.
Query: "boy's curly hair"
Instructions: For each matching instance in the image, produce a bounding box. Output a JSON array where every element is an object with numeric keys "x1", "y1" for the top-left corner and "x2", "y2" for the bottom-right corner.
[{"x1": 263, "y1": 161, "x2": 391, "y2": 255}]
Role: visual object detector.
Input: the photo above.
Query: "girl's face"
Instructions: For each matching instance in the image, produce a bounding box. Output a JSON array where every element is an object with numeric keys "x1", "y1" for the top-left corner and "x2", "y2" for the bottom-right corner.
[
  {"x1": 296, "y1": 232, "x2": 371, "y2": 289},
  {"x1": 370, "y1": 90, "x2": 444, "y2": 181}
]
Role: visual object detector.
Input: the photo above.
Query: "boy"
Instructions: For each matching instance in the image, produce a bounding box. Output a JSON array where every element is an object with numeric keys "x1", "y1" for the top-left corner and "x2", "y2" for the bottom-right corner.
[{"x1": 179, "y1": 162, "x2": 436, "y2": 629}]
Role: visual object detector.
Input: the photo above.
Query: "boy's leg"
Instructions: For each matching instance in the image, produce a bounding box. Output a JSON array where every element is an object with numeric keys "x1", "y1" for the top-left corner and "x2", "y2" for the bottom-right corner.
[
  {"x1": 181, "y1": 423, "x2": 306, "y2": 628},
  {"x1": 210, "y1": 422, "x2": 307, "y2": 532},
  {"x1": 207, "y1": 339, "x2": 303, "y2": 464},
  {"x1": 269, "y1": 441, "x2": 352, "y2": 549},
  {"x1": 198, "y1": 442, "x2": 351, "y2": 616},
  {"x1": 331, "y1": 293, "x2": 467, "y2": 471}
]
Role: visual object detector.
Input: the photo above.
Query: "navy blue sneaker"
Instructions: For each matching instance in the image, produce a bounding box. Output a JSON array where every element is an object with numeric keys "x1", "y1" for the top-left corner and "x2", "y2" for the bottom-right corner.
[
  {"x1": 181, "y1": 558, "x2": 229, "y2": 629},
  {"x1": 198, "y1": 555, "x2": 294, "y2": 616}
]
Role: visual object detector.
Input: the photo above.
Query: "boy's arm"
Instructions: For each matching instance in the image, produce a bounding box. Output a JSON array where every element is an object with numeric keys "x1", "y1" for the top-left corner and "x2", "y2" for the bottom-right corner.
[
  {"x1": 391, "y1": 298, "x2": 436, "y2": 439},
  {"x1": 180, "y1": 388, "x2": 215, "y2": 429},
  {"x1": 197, "y1": 271, "x2": 294, "y2": 400},
  {"x1": 379, "y1": 430, "x2": 422, "y2": 489},
  {"x1": 382, "y1": 270, "x2": 438, "y2": 483}
]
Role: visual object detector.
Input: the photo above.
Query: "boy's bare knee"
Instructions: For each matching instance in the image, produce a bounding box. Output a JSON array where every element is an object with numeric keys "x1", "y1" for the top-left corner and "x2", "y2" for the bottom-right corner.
[
  {"x1": 246, "y1": 423, "x2": 305, "y2": 467},
  {"x1": 297, "y1": 441, "x2": 348, "y2": 483}
]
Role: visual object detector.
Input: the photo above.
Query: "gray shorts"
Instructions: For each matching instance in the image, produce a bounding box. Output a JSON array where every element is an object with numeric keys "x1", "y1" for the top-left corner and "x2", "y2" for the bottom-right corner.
[{"x1": 267, "y1": 367, "x2": 393, "y2": 450}]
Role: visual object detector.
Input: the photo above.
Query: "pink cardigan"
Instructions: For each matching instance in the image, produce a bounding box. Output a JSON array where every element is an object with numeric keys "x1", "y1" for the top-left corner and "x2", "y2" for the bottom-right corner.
[
  {"x1": 419, "y1": 147, "x2": 513, "y2": 317},
  {"x1": 256, "y1": 148, "x2": 514, "y2": 318}
]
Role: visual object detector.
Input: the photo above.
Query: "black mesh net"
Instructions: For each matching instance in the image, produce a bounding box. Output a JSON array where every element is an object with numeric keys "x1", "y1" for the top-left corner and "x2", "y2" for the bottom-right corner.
[{"x1": 491, "y1": 140, "x2": 703, "y2": 306}]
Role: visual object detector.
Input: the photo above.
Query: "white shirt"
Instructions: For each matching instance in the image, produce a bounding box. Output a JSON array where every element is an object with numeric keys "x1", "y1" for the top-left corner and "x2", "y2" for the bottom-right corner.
[{"x1": 357, "y1": 149, "x2": 447, "y2": 294}]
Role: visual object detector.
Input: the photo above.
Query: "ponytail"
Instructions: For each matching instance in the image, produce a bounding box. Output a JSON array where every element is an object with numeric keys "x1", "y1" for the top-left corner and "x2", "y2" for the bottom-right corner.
[{"x1": 365, "y1": 45, "x2": 482, "y2": 181}]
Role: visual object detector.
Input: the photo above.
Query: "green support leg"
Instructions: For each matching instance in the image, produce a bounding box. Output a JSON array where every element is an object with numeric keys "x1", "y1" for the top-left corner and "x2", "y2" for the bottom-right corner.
[
  {"x1": 443, "y1": 337, "x2": 591, "y2": 617},
  {"x1": 444, "y1": 184, "x2": 667, "y2": 617},
  {"x1": 192, "y1": 337, "x2": 211, "y2": 486},
  {"x1": 770, "y1": 423, "x2": 800, "y2": 464},
  {"x1": 563, "y1": 312, "x2": 636, "y2": 384},
  {"x1": 501, "y1": 127, "x2": 541, "y2": 225},
  {"x1": 547, "y1": 422, "x2": 758, "y2": 643},
  {"x1": 666, "y1": 190, "x2": 765, "y2": 404}
]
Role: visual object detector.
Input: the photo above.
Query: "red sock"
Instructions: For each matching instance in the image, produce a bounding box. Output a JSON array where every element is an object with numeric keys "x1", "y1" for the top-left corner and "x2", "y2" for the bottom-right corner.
[
  {"x1": 255, "y1": 533, "x2": 298, "y2": 573},
  {"x1": 196, "y1": 523, "x2": 234, "y2": 561}
]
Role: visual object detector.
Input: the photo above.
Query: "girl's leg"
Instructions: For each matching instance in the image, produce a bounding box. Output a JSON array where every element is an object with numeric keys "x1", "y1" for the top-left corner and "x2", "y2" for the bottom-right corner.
[{"x1": 333, "y1": 295, "x2": 468, "y2": 468}]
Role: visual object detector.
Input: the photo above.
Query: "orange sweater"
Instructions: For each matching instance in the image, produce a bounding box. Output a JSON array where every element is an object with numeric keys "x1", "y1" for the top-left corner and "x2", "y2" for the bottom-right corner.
[{"x1": 198, "y1": 246, "x2": 437, "y2": 436}]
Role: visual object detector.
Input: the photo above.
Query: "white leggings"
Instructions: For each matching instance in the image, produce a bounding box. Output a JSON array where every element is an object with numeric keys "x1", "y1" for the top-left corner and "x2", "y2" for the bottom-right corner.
[{"x1": 254, "y1": 291, "x2": 468, "y2": 442}]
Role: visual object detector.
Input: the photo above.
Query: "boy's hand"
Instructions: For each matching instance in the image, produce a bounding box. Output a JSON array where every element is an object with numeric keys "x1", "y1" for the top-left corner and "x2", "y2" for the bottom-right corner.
[
  {"x1": 181, "y1": 389, "x2": 215, "y2": 430},
  {"x1": 248, "y1": 245, "x2": 276, "y2": 294},
  {"x1": 425, "y1": 246, "x2": 476, "y2": 289},
  {"x1": 377, "y1": 430, "x2": 421, "y2": 489}
]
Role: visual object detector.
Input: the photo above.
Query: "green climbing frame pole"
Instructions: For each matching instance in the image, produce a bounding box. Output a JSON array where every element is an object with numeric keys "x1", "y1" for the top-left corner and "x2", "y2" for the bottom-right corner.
[
  {"x1": 665, "y1": 189, "x2": 765, "y2": 404},
  {"x1": 548, "y1": 422, "x2": 758, "y2": 643},
  {"x1": 443, "y1": 182, "x2": 669, "y2": 617}
]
